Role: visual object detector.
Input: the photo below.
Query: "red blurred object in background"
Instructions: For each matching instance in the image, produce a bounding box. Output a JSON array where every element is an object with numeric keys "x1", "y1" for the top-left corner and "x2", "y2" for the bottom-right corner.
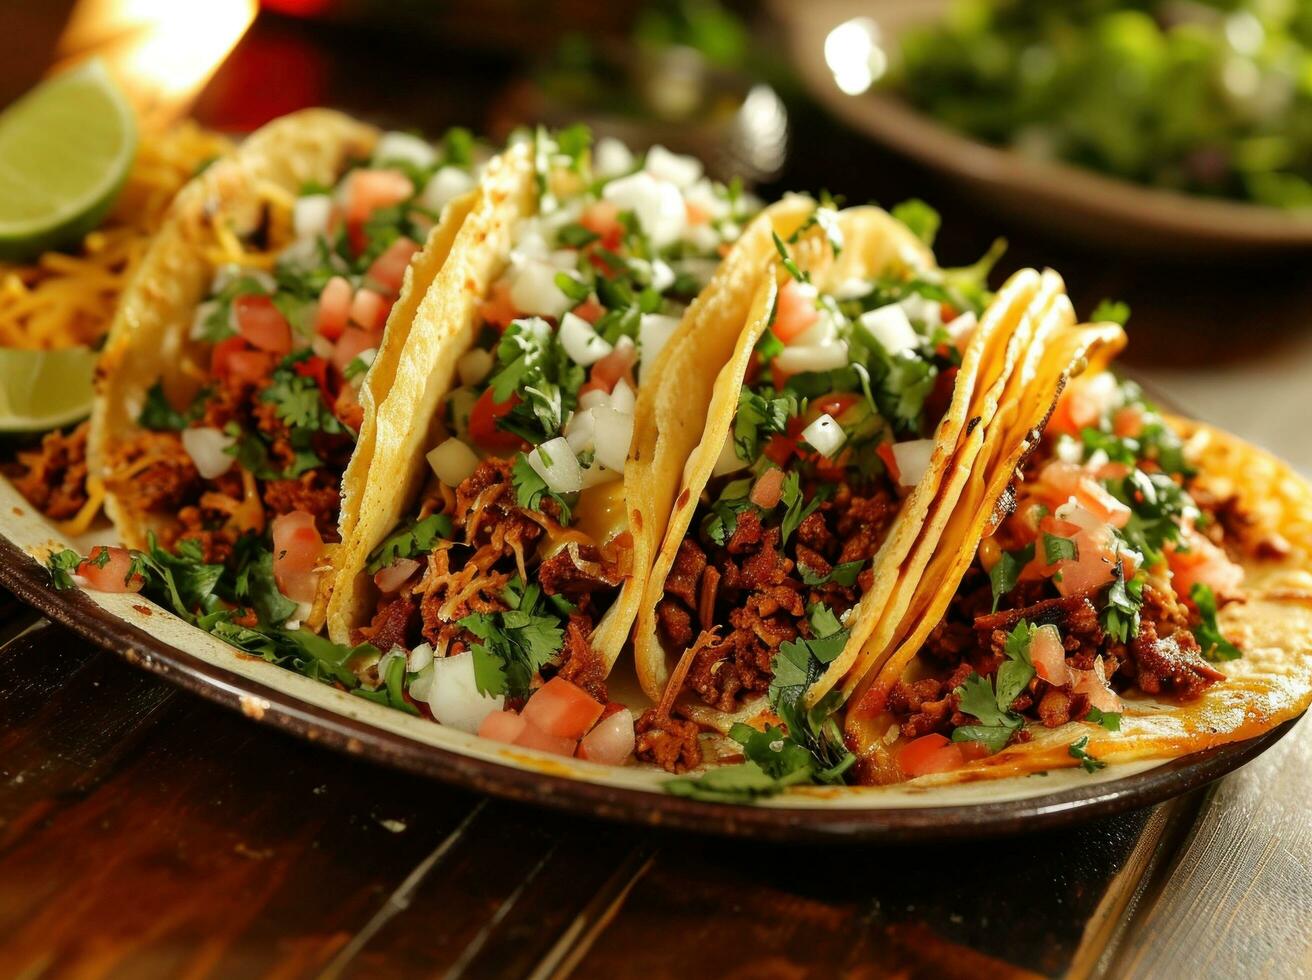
[
  {"x1": 260, "y1": 0, "x2": 334, "y2": 16},
  {"x1": 199, "y1": 24, "x2": 328, "y2": 130}
]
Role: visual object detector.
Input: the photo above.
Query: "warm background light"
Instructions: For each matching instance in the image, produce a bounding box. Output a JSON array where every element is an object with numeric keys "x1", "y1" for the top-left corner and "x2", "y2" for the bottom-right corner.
[{"x1": 53, "y1": 0, "x2": 256, "y2": 127}]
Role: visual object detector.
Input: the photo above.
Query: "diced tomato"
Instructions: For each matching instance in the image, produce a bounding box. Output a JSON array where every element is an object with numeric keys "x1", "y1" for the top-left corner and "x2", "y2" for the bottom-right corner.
[
  {"x1": 316, "y1": 275, "x2": 352, "y2": 340},
  {"x1": 332, "y1": 325, "x2": 382, "y2": 376},
  {"x1": 78, "y1": 546, "x2": 143, "y2": 593},
  {"x1": 1113, "y1": 405, "x2": 1145, "y2": 439},
  {"x1": 1029, "y1": 623, "x2": 1070, "y2": 686},
  {"x1": 771, "y1": 279, "x2": 818, "y2": 345},
  {"x1": 514, "y1": 721, "x2": 578, "y2": 757},
  {"x1": 478, "y1": 281, "x2": 520, "y2": 331},
  {"x1": 478, "y1": 709, "x2": 527, "y2": 744},
  {"x1": 939, "y1": 302, "x2": 958, "y2": 323},
  {"x1": 367, "y1": 236, "x2": 420, "y2": 295},
  {"x1": 1048, "y1": 374, "x2": 1117, "y2": 437},
  {"x1": 876, "y1": 442, "x2": 901, "y2": 483},
  {"x1": 685, "y1": 200, "x2": 710, "y2": 226},
  {"x1": 522, "y1": 677, "x2": 605, "y2": 740},
  {"x1": 468, "y1": 387, "x2": 525, "y2": 451},
  {"x1": 586, "y1": 342, "x2": 638, "y2": 395},
  {"x1": 1074, "y1": 479, "x2": 1131, "y2": 529},
  {"x1": 271, "y1": 510, "x2": 324, "y2": 604},
  {"x1": 374, "y1": 557, "x2": 420, "y2": 594},
  {"x1": 749, "y1": 467, "x2": 785, "y2": 508},
  {"x1": 572, "y1": 297, "x2": 605, "y2": 324},
  {"x1": 580, "y1": 201, "x2": 624, "y2": 251},
  {"x1": 813, "y1": 392, "x2": 861, "y2": 422},
  {"x1": 349, "y1": 287, "x2": 391, "y2": 331},
  {"x1": 212, "y1": 336, "x2": 275, "y2": 387},
  {"x1": 763, "y1": 433, "x2": 799, "y2": 467},
  {"x1": 896, "y1": 734, "x2": 967, "y2": 778},
  {"x1": 233, "y1": 294, "x2": 292, "y2": 354},
  {"x1": 344, "y1": 169, "x2": 413, "y2": 254},
  {"x1": 1069, "y1": 659, "x2": 1122, "y2": 714},
  {"x1": 294, "y1": 355, "x2": 336, "y2": 406},
  {"x1": 1168, "y1": 526, "x2": 1245, "y2": 600},
  {"x1": 769, "y1": 362, "x2": 793, "y2": 391},
  {"x1": 577, "y1": 707, "x2": 635, "y2": 765}
]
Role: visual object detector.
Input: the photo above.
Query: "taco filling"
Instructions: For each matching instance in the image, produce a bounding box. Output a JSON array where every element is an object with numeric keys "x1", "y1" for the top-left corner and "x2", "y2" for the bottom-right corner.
[
  {"x1": 353, "y1": 138, "x2": 759, "y2": 742},
  {"x1": 103, "y1": 129, "x2": 480, "y2": 591},
  {"x1": 871, "y1": 373, "x2": 1274, "y2": 780},
  {"x1": 637, "y1": 228, "x2": 995, "y2": 774}
]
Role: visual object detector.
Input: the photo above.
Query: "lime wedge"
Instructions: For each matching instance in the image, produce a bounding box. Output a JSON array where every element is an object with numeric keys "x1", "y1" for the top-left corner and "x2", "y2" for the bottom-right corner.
[
  {"x1": 0, "y1": 60, "x2": 137, "y2": 262},
  {"x1": 0, "y1": 346, "x2": 99, "y2": 432}
]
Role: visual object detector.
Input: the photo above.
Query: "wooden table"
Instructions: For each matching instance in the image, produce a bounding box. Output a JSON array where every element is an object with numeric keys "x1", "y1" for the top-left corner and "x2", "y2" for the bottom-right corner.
[{"x1": 2, "y1": 7, "x2": 1311, "y2": 977}]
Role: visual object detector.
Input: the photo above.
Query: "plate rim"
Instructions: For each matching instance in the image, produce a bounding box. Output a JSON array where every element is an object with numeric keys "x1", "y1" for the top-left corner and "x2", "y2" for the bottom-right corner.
[{"x1": 0, "y1": 533, "x2": 1298, "y2": 843}]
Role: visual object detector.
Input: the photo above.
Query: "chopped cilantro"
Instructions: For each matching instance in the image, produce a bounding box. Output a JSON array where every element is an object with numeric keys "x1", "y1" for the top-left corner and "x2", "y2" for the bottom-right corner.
[
  {"x1": 732, "y1": 387, "x2": 798, "y2": 463},
  {"x1": 138, "y1": 383, "x2": 199, "y2": 431},
  {"x1": 1042, "y1": 532, "x2": 1079, "y2": 565},
  {"x1": 460, "y1": 578, "x2": 566, "y2": 699},
  {"x1": 1068, "y1": 734, "x2": 1106, "y2": 773},
  {"x1": 771, "y1": 231, "x2": 809, "y2": 283},
  {"x1": 1090, "y1": 298, "x2": 1130, "y2": 326},
  {"x1": 1103, "y1": 563, "x2": 1145, "y2": 644},
  {"x1": 800, "y1": 559, "x2": 863, "y2": 587},
  {"x1": 951, "y1": 620, "x2": 1034, "y2": 753},
  {"x1": 700, "y1": 477, "x2": 755, "y2": 547},
  {"x1": 1086, "y1": 706, "x2": 1122, "y2": 731},
  {"x1": 366, "y1": 512, "x2": 455, "y2": 574},
  {"x1": 779, "y1": 471, "x2": 827, "y2": 546},
  {"x1": 511, "y1": 452, "x2": 574, "y2": 524},
  {"x1": 989, "y1": 542, "x2": 1035, "y2": 612},
  {"x1": 1191, "y1": 582, "x2": 1242, "y2": 662},
  {"x1": 890, "y1": 198, "x2": 941, "y2": 246}
]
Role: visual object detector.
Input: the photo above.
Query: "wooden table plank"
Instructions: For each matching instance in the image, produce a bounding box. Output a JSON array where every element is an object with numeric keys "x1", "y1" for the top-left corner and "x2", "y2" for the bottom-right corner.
[{"x1": 1109, "y1": 716, "x2": 1312, "y2": 979}]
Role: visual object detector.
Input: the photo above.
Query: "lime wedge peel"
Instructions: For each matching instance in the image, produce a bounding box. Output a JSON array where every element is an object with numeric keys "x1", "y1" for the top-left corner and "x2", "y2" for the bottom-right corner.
[
  {"x1": 0, "y1": 346, "x2": 99, "y2": 432},
  {"x1": 0, "y1": 60, "x2": 138, "y2": 262}
]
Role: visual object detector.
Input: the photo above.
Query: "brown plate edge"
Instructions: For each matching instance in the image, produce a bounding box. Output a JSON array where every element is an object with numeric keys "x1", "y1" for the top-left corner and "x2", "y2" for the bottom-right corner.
[{"x1": 0, "y1": 534, "x2": 1299, "y2": 843}]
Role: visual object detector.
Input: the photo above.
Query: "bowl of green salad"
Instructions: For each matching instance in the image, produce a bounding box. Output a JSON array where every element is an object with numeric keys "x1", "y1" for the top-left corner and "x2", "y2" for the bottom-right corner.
[{"x1": 781, "y1": 0, "x2": 1312, "y2": 252}]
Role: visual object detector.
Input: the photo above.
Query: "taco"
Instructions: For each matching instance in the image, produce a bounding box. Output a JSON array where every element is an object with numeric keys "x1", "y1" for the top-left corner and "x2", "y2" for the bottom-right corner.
[
  {"x1": 325, "y1": 131, "x2": 768, "y2": 754},
  {"x1": 87, "y1": 108, "x2": 488, "y2": 627},
  {"x1": 629, "y1": 202, "x2": 1074, "y2": 775},
  {"x1": 843, "y1": 354, "x2": 1312, "y2": 785}
]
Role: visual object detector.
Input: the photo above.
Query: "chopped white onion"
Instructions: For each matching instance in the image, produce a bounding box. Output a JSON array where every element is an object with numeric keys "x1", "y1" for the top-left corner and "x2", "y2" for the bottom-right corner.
[
  {"x1": 800, "y1": 413, "x2": 846, "y2": 458},
  {"x1": 293, "y1": 194, "x2": 333, "y2": 240},
  {"x1": 897, "y1": 293, "x2": 943, "y2": 330},
  {"x1": 712, "y1": 428, "x2": 747, "y2": 477},
  {"x1": 422, "y1": 165, "x2": 476, "y2": 213},
  {"x1": 456, "y1": 347, "x2": 493, "y2": 386},
  {"x1": 790, "y1": 308, "x2": 840, "y2": 348},
  {"x1": 1055, "y1": 435, "x2": 1083, "y2": 465},
  {"x1": 559, "y1": 311, "x2": 613, "y2": 366},
  {"x1": 650, "y1": 259, "x2": 676, "y2": 293},
  {"x1": 510, "y1": 260, "x2": 572, "y2": 318},
  {"x1": 644, "y1": 144, "x2": 703, "y2": 188},
  {"x1": 311, "y1": 334, "x2": 335, "y2": 360},
  {"x1": 181, "y1": 427, "x2": 235, "y2": 479},
  {"x1": 427, "y1": 651, "x2": 504, "y2": 733},
  {"x1": 408, "y1": 663, "x2": 435, "y2": 702},
  {"x1": 591, "y1": 406, "x2": 634, "y2": 472},
  {"x1": 891, "y1": 439, "x2": 934, "y2": 488},
  {"x1": 831, "y1": 277, "x2": 873, "y2": 300},
  {"x1": 407, "y1": 642, "x2": 435, "y2": 673},
  {"x1": 602, "y1": 171, "x2": 686, "y2": 248},
  {"x1": 609, "y1": 378, "x2": 636, "y2": 415},
  {"x1": 565, "y1": 407, "x2": 596, "y2": 453},
  {"x1": 427, "y1": 437, "x2": 481, "y2": 487},
  {"x1": 594, "y1": 137, "x2": 635, "y2": 179},
  {"x1": 773, "y1": 340, "x2": 850, "y2": 375},
  {"x1": 578, "y1": 388, "x2": 611, "y2": 412},
  {"x1": 944, "y1": 311, "x2": 978, "y2": 349},
  {"x1": 374, "y1": 131, "x2": 437, "y2": 169},
  {"x1": 528, "y1": 437, "x2": 584, "y2": 494},
  {"x1": 638, "y1": 313, "x2": 680, "y2": 376},
  {"x1": 859, "y1": 304, "x2": 920, "y2": 355}
]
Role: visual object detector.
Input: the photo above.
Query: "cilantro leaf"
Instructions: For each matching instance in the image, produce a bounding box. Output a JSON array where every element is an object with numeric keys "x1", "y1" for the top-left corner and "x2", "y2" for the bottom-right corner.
[
  {"x1": 458, "y1": 578, "x2": 566, "y2": 699},
  {"x1": 138, "y1": 383, "x2": 192, "y2": 431},
  {"x1": 1103, "y1": 563, "x2": 1145, "y2": 644},
  {"x1": 366, "y1": 512, "x2": 454, "y2": 574},
  {"x1": 771, "y1": 231, "x2": 809, "y2": 283},
  {"x1": 1090, "y1": 298, "x2": 1130, "y2": 326},
  {"x1": 799, "y1": 559, "x2": 864, "y2": 587},
  {"x1": 1086, "y1": 707, "x2": 1122, "y2": 731},
  {"x1": 733, "y1": 388, "x2": 798, "y2": 463},
  {"x1": 989, "y1": 542, "x2": 1035, "y2": 612},
  {"x1": 779, "y1": 471, "x2": 826, "y2": 546},
  {"x1": 511, "y1": 452, "x2": 573, "y2": 524},
  {"x1": 1068, "y1": 734, "x2": 1106, "y2": 773},
  {"x1": 1191, "y1": 582, "x2": 1242, "y2": 662},
  {"x1": 46, "y1": 549, "x2": 85, "y2": 590},
  {"x1": 1042, "y1": 533, "x2": 1079, "y2": 565},
  {"x1": 890, "y1": 198, "x2": 940, "y2": 246}
]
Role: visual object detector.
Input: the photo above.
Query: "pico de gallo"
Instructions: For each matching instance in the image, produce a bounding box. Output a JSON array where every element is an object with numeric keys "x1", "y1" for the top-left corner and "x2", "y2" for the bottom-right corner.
[
  {"x1": 863, "y1": 368, "x2": 1272, "y2": 782},
  {"x1": 346, "y1": 127, "x2": 761, "y2": 762},
  {"x1": 645, "y1": 202, "x2": 1002, "y2": 791}
]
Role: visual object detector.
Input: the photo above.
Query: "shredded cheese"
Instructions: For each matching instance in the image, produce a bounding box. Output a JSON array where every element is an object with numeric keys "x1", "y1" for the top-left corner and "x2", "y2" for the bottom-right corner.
[{"x1": 0, "y1": 121, "x2": 232, "y2": 350}]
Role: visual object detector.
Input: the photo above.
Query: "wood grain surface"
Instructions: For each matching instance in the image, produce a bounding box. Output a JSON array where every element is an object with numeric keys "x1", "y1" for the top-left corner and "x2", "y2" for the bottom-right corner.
[{"x1": 1, "y1": 597, "x2": 1306, "y2": 979}]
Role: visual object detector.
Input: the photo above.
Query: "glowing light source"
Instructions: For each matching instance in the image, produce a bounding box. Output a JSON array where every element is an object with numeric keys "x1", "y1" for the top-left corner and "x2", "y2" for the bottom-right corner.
[
  {"x1": 56, "y1": 0, "x2": 257, "y2": 126},
  {"x1": 824, "y1": 18, "x2": 887, "y2": 97}
]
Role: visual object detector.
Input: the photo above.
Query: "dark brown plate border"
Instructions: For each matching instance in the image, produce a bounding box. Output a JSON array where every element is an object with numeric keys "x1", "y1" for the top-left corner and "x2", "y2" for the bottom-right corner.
[{"x1": 0, "y1": 534, "x2": 1299, "y2": 843}]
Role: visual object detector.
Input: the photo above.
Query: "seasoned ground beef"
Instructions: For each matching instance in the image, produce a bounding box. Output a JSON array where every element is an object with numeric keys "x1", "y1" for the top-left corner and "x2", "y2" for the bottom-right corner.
[
  {"x1": 106, "y1": 431, "x2": 200, "y2": 512},
  {"x1": 9, "y1": 422, "x2": 90, "y2": 520},
  {"x1": 262, "y1": 469, "x2": 342, "y2": 539},
  {"x1": 552, "y1": 614, "x2": 609, "y2": 702},
  {"x1": 634, "y1": 708, "x2": 703, "y2": 773}
]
